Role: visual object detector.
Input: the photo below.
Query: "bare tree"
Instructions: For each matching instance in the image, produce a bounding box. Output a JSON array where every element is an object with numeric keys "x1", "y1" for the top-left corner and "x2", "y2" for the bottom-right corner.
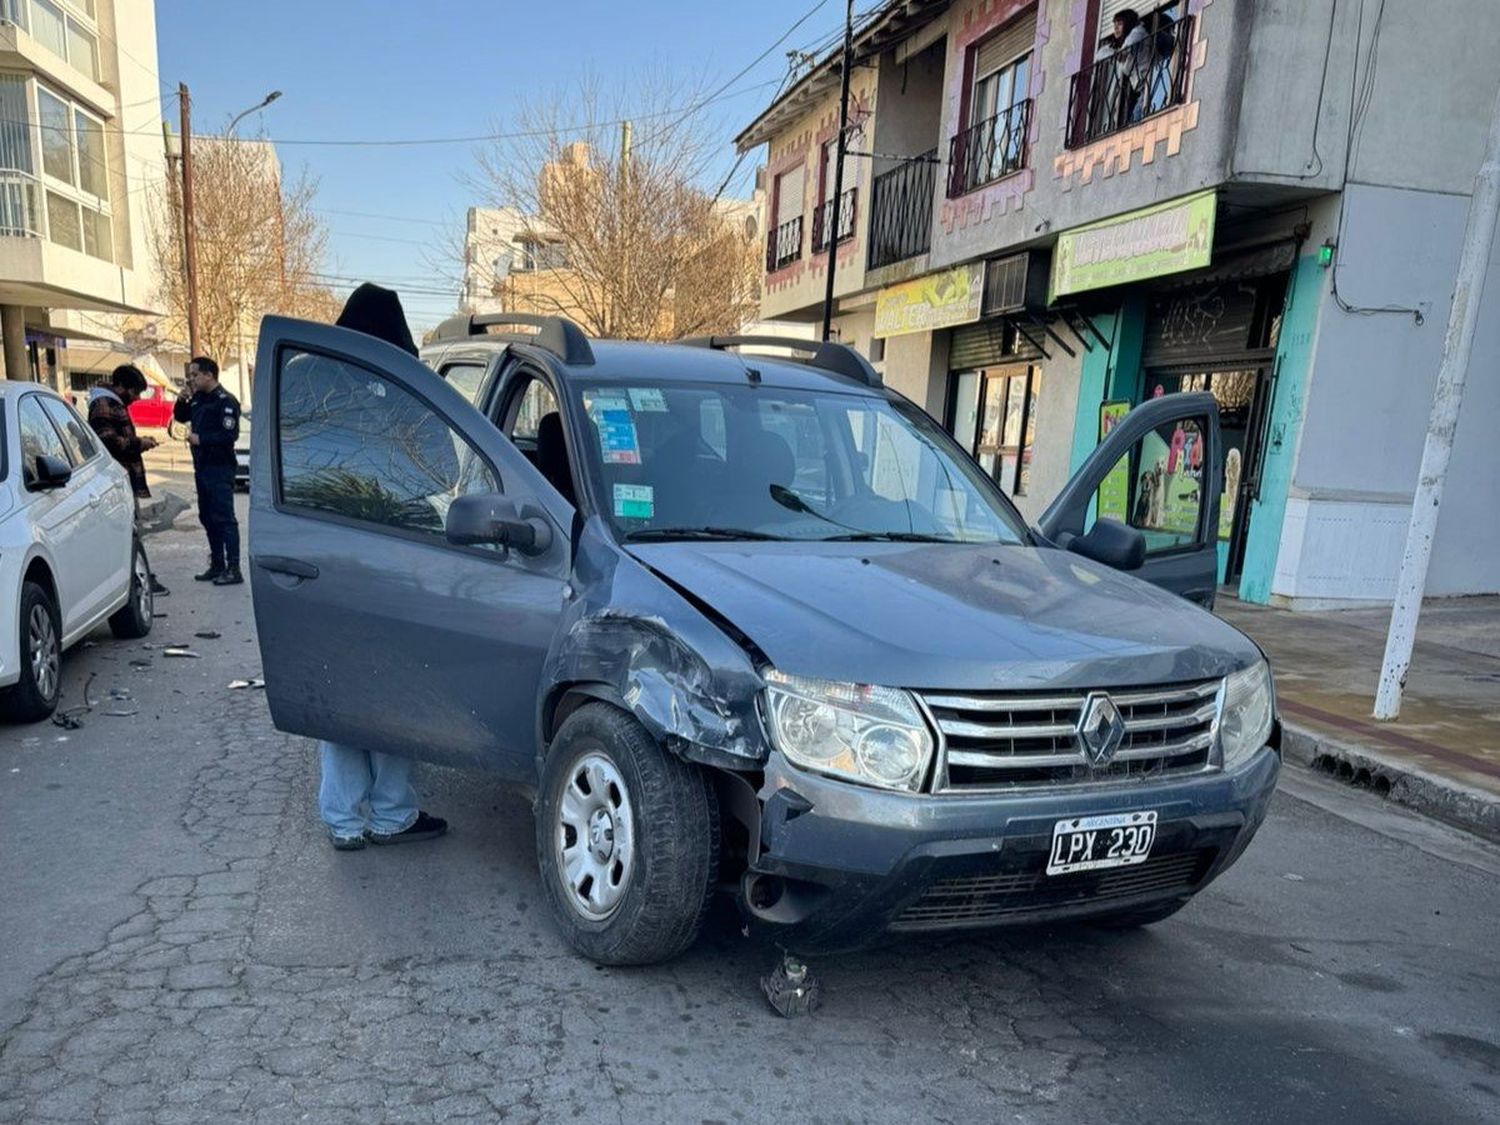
[
  {"x1": 469, "y1": 76, "x2": 760, "y2": 340},
  {"x1": 150, "y1": 134, "x2": 339, "y2": 365}
]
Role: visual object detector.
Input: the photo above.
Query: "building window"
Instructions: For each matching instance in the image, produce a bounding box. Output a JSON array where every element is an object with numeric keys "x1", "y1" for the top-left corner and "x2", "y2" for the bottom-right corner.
[
  {"x1": 29, "y1": 80, "x2": 111, "y2": 259},
  {"x1": 951, "y1": 365, "x2": 1039, "y2": 496},
  {"x1": 1068, "y1": 1, "x2": 1192, "y2": 148},
  {"x1": 767, "y1": 164, "x2": 804, "y2": 271},
  {"x1": 5, "y1": 0, "x2": 99, "y2": 81},
  {"x1": 948, "y1": 12, "x2": 1035, "y2": 197},
  {"x1": 518, "y1": 237, "x2": 567, "y2": 271}
]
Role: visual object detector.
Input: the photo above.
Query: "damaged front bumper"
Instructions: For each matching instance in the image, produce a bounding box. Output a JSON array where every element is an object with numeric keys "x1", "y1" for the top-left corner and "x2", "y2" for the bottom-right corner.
[{"x1": 740, "y1": 746, "x2": 1280, "y2": 953}]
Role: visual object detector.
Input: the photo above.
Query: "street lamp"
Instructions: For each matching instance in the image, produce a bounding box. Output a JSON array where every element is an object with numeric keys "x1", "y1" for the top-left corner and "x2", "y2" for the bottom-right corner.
[{"x1": 226, "y1": 90, "x2": 283, "y2": 137}]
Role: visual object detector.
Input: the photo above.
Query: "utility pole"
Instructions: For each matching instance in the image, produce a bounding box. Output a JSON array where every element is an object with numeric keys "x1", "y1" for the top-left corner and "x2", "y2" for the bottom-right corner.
[
  {"x1": 619, "y1": 120, "x2": 632, "y2": 337},
  {"x1": 820, "y1": 0, "x2": 855, "y2": 342},
  {"x1": 179, "y1": 82, "x2": 202, "y2": 357},
  {"x1": 1374, "y1": 79, "x2": 1500, "y2": 720}
]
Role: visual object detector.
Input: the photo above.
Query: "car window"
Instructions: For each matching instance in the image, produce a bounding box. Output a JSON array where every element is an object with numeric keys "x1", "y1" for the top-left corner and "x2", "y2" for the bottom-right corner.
[
  {"x1": 276, "y1": 349, "x2": 502, "y2": 544},
  {"x1": 508, "y1": 377, "x2": 559, "y2": 444},
  {"x1": 39, "y1": 397, "x2": 97, "y2": 463},
  {"x1": 1095, "y1": 415, "x2": 1208, "y2": 554},
  {"x1": 18, "y1": 395, "x2": 71, "y2": 487},
  {"x1": 440, "y1": 362, "x2": 487, "y2": 405},
  {"x1": 572, "y1": 379, "x2": 1027, "y2": 544}
]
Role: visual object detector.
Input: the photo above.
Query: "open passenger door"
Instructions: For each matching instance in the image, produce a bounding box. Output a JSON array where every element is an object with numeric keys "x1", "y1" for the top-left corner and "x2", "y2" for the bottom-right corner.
[{"x1": 1037, "y1": 392, "x2": 1222, "y2": 608}]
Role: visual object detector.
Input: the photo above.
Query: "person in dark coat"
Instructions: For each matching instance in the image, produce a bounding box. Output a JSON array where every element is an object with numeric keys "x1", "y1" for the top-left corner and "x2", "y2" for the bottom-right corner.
[
  {"x1": 88, "y1": 364, "x2": 169, "y2": 595},
  {"x1": 315, "y1": 283, "x2": 448, "y2": 851},
  {"x1": 172, "y1": 355, "x2": 243, "y2": 585},
  {"x1": 87, "y1": 364, "x2": 157, "y2": 498}
]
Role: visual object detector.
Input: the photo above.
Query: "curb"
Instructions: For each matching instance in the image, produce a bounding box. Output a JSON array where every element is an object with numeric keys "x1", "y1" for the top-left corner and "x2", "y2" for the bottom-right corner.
[{"x1": 1281, "y1": 721, "x2": 1500, "y2": 844}]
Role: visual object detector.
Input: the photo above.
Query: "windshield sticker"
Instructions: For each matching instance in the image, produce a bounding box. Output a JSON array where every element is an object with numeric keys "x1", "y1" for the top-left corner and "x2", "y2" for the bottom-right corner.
[
  {"x1": 597, "y1": 408, "x2": 641, "y2": 464},
  {"x1": 628, "y1": 387, "x2": 668, "y2": 413},
  {"x1": 613, "y1": 483, "x2": 654, "y2": 520}
]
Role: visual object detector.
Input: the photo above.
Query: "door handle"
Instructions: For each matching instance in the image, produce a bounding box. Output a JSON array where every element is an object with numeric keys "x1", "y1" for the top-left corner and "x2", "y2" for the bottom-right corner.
[
  {"x1": 88, "y1": 492, "x2": 102, "y2": 508},
  {"x1": 252, "y1": 555, "x2": 319, "y2": 579}
]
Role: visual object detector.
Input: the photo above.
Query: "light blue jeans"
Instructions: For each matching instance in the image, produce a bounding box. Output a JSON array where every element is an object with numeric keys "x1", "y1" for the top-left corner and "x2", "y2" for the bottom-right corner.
[{"x1": 317, "y1": 741, "x2": 419, "y2": 840}]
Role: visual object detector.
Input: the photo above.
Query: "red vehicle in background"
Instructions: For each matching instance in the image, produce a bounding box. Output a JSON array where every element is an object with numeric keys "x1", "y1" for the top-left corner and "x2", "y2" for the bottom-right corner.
[{"x1": 127, "y1": 384, "x2": 177, "y2": 430}]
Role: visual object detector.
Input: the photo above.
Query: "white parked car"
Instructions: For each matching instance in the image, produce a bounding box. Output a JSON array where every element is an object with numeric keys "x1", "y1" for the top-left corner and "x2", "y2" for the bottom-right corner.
[{"x1": 0, "y1": 383, "x2": 153, "y2": 722}]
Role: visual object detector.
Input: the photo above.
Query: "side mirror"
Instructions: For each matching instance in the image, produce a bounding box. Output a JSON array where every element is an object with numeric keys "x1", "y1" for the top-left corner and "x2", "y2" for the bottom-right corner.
[
  {"x1": 445, "y1": 493, "x2": 554, "y2": 556},
  {"x1": 1066, "y1": 518, "x2": 1146, "y2": 572},
  {"x1": 28, "y1": 454, "x2": 72, "y2": 492}
]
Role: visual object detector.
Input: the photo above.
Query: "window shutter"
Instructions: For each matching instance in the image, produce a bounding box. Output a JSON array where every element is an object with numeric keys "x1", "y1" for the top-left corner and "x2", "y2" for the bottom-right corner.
[
  {"x1": 974, "y1": 10, "x2": 1037, "y2": 79},
  {"x1": 775, "y1": 166, "x2": 804, "y2": 226},
  {"x1": 1097, "y1": 0, "x2": 1138, "y2": 39}
]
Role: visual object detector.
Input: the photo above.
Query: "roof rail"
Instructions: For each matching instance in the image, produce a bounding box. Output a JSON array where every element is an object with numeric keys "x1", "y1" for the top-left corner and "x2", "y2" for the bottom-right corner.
[
  {"x1": 677, "y1": 335, "x2": 881, "y2": 387},
  {"x1": 429, "y1": 312, "x2": 595, "y2": 366}
]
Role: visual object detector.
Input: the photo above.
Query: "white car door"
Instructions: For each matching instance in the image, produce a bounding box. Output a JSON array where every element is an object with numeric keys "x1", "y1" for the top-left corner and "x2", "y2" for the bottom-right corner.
[
  {"x1": 40, "y1": 396, "x2": 134, "y2": 617},
  {"x1": 16, "y1": 394, "x2": 98, "y2": 636}
]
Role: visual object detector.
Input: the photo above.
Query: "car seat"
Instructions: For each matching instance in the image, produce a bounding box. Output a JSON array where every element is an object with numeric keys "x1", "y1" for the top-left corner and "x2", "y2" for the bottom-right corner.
[{"x1": 535, "y1": 412, "x2": 575, "y2": 505}]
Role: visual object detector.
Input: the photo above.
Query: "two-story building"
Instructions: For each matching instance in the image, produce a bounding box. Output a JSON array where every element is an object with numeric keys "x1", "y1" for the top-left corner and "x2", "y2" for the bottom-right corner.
[
  {"x1": 737, "y1": 0, "x2": 1500, "y2": 609},
  {"x1": 0, "y1": 0, "x2": 164, "y2": 387}
]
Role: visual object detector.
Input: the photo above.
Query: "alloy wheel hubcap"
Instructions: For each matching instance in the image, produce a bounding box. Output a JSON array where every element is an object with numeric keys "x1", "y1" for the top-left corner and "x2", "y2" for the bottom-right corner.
[
  {"x1": 555, "y1": 752, "x2": 634, "y2": 920},
  {"x1": 134, "y1": 551, "x2": 152, "y2": 619},
  {"x1": 29, "y1": 604, "x2": 58, "y2": 702}
]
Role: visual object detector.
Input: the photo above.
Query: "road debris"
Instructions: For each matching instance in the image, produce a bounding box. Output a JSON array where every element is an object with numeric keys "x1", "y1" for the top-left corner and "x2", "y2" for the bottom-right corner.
[
  {"x1": 194, "y1": 630, "x2": 222, "y2": 640},
  {"x1": 228, "y1": 678, "x2": 265, "y2": 690},
  {"x1": 51, "y1": 673, "x2": 96, "y2": 729},
  {"x1": 163, "y1": 648, "x2": 201, "y2": 659},
  {"x1": 104, "y1": 708, "x2": 140, "y2": 718},
  {"x1": 761, "y1": 954, "x2": 820, "y2": 1019}
]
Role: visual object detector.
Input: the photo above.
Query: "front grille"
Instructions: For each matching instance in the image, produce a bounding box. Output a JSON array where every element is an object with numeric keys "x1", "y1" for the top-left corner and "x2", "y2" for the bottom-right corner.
[
  {"x1": 891, "y1": 849, "x2": 1214, "y2": 930},
  {"x1": 922, "y1": 680, "x2": 1220, "y2": 790}
]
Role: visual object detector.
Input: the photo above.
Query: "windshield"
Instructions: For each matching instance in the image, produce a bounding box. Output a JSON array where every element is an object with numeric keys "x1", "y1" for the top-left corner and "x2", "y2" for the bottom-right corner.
[{"x1": 572, "y1": 379, "x2": 1028, "y2": 544}]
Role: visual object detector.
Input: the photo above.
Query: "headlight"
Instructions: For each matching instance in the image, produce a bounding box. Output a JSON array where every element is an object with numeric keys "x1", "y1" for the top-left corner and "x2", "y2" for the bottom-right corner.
[
  {"x1": 1219, "y1": 660, "x2": 1275, "y2": 769},
  {"x1": 762, "y1": 669, "x2": 934, "y2": 792}
]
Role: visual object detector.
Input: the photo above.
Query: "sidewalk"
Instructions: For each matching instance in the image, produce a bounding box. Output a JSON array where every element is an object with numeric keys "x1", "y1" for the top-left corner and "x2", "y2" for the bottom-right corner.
[{"x1": 1218, "y1": 596, "x2": 1500, "y2": 841}]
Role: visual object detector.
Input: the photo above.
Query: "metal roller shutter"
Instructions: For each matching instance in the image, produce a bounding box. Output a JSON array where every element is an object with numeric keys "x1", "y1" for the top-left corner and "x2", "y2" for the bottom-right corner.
[
  {"x1": 974, "y1": 10, "x2": 1037, "y2": 79},
  {"x1": 950, "y1": 321, "x2": 1013, "y2": 370}
]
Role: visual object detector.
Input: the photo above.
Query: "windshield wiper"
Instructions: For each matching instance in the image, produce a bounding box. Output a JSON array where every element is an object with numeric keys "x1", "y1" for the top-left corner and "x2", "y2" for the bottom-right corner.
[
  {"x1": 623, "y1": 526, "x2": 789, "y2": 542},
  {"x1": 823, "y1": 531, "x2": 961, "y2": 543}
]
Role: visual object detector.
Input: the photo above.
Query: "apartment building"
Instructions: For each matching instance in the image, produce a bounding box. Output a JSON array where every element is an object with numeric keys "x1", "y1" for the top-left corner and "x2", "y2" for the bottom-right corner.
[
  {"x1": 0, "y1": 0, "x2": 163, "y2": 387},
  {"x1": 737, "y1": 0, "x2": 1500, "y2": 609}
]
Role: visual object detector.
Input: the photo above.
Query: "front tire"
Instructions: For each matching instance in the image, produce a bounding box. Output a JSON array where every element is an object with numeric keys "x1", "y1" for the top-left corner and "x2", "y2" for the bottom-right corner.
[
  {"x1": 1, "y1": 582, "x2": 62, "y2": 723},
  {"x1": 108, "y1": 539, "x2": 154, "y2": 640},
  {"x1": 535, "y1": 703, "x2": 719, "y2": 966}
]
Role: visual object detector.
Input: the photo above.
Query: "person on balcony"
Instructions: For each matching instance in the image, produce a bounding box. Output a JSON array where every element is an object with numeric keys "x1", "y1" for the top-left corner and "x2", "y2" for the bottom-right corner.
[{"x1": 1099, "y1": 7, "x2": 1149, "y2": 130}]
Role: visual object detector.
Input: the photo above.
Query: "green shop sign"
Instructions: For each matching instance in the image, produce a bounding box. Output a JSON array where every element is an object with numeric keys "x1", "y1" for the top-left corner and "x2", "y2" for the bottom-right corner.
[{"x1": 1050, "y1": 190, "x2": 1216, "y2": 300}]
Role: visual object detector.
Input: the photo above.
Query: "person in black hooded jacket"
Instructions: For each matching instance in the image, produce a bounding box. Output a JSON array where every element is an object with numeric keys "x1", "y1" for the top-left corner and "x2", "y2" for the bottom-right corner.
[{"x1": 313, "y1": 284, "x2": 449, "y2": 851}]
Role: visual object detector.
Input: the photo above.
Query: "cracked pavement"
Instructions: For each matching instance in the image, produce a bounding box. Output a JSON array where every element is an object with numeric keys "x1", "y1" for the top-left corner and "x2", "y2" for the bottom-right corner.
[{"x1": 2, "y1": 501, "x2": 1499, "y2": 1123}]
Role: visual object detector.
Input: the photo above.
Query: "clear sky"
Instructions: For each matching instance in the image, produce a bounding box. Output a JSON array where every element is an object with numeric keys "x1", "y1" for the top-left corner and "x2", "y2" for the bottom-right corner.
[{"x1": 155, "y1": 0, "x2": 848, "y2": 333}]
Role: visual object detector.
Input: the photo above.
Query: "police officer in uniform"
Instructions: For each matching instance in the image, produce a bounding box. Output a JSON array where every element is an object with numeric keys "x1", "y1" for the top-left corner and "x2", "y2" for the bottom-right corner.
[{"x1": 173, "y1": 356, "x2": 243, "y2": 586}]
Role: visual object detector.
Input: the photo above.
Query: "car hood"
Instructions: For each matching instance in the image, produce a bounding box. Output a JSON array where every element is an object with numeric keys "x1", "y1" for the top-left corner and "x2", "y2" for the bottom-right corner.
[{"x1": 626, "y1": 541, "x2": 1261, "y2": 692}]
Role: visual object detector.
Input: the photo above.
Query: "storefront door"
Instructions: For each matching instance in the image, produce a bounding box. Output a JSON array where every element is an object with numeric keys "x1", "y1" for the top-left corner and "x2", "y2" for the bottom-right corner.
[
  {"x1": 949, "y1": 363, "x2": 1040, "y2": 500},
  {"x1": 1141, "y1": 366, "x2": 1269, "y2": 583}
]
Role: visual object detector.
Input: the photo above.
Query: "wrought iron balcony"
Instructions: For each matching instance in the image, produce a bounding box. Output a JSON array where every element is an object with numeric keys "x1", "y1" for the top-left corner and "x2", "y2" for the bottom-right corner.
[
  {"x1": 766, "y1": 215, "x2": 803, "y2": 273},
  {"x1": 947, "y1": 100, "x2": 1032, "y2": 198},
  {"x1": 1067, "y1": 14, "x2": 1194, "y2": 148},
  {"x1": 811, "y1": 188, "x2": 857, "y2": 253},
  {"x1": 868, "y1": 150, "x2": 937, "y2": 269}
]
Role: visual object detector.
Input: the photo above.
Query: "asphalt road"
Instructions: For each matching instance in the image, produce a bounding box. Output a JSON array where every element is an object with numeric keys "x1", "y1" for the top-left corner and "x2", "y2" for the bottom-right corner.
[{"x1": 1, "y1": 503, "x2": 1497, "y2": 1124}]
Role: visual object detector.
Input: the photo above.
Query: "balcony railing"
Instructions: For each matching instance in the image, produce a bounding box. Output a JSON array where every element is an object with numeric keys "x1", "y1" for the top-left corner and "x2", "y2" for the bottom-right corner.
[
  {"x1": 0, "y1": 170, "x2": 43, "y2": 238},
  {"x1": 766, "y1": 215, "x2": 803, "y2": 273},
  {"x1": 811, "y1": 188, "x2": 857, "y2": 253},
  {"x1": 868, "y1": 150, "x2": 937, "y2": 269},
  {"x1": 947, "y1": 100, "x2": 1032, "y2": 198},
  {"x1": 1067, "y1": 14, "x2": 1194, "y2": 148}
]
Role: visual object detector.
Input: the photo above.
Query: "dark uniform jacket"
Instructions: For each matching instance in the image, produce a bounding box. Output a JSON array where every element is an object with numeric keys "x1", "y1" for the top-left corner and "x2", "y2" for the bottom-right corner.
[
  {"x1": 87, "y1": 388, "x2": 151, "y2": 497},
  {"x1": 173, "y1": 385, "x2": 240, "y2": 468}
]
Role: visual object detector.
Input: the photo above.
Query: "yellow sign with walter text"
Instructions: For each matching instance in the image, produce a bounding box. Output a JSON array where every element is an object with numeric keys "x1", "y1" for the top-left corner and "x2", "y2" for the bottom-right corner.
[
  {"x1": 874, "y1": 264, "x2": 984, "y2": 339},
  {"x1": 1050, "y1": 189, "x2": 1216, "y2": 300}
]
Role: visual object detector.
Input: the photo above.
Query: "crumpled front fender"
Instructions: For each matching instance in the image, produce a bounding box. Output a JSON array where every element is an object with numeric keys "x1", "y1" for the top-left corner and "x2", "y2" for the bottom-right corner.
[{"x1": 539, "y1": 518, "x2": 769, "y2": 771}]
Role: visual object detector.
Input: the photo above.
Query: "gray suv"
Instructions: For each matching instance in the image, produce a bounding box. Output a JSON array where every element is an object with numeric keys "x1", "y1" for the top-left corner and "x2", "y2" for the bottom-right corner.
[{"x1": 249, "y1": 312, "x2": 1279, "y2": 965}]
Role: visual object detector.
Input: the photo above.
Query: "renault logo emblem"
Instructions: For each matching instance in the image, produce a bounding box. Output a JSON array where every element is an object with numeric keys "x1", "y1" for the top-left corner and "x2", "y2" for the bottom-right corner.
[{"x1": 1077, "y1": 692, "x2": 1126, "y2": 767}]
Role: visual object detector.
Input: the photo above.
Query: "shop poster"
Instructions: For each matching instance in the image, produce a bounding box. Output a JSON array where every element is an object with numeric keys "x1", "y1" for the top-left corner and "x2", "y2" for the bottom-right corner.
[{"x1": 1096, "y1": 401, "x2": 1132, "y2": 524}]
